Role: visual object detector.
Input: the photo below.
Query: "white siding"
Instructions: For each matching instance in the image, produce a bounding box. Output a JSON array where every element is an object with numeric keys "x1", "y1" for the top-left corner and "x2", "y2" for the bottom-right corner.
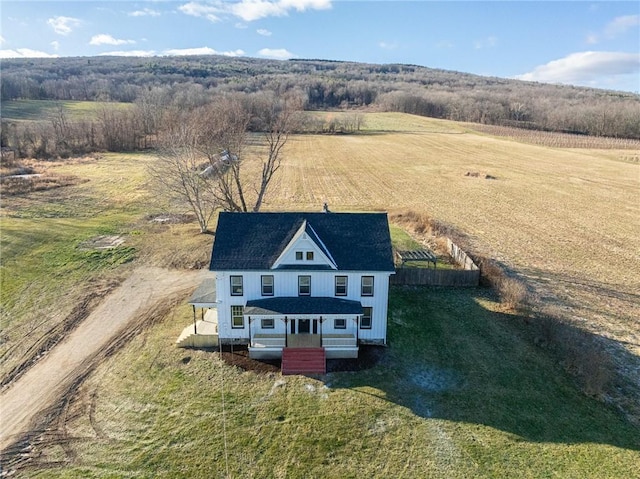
[
  {"x1": 272, "y1": 235, "x2": 336, "y2": 269},
  {"x1": 214, "y1": 270, "x2": 392, "y2": 344}
]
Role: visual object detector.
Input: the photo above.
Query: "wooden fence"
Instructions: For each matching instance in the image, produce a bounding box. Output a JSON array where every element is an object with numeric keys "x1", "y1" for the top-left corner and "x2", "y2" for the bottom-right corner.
[{"x1": 390, "y1": 238, "x2": 480, "y2": 287}]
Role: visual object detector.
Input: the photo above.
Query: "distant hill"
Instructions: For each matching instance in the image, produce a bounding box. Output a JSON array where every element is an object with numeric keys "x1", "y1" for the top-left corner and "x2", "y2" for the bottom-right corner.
[{"x1": 1, "y1": 55, "x2": 639, "y2": 139}]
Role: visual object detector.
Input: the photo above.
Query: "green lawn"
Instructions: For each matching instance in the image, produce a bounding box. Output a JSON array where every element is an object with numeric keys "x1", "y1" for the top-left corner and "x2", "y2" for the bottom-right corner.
[
  {"x1": 2, "y1": 118, "x2": 638, "y2": 477},
  {"x1": 0, "y1": 99, "x2": 131, "y2": 121},
  {"x1": 22, "y1": 287, "x2": 639, "y2": 478}
]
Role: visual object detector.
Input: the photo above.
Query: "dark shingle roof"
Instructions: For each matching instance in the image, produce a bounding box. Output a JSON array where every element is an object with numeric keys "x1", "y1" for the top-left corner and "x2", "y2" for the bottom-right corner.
[
  {"x1": 245, "y1": 297, "x2": 363, "y2": 315},
  {"x1": 188, "y1": 278, "x2": 217, "y2": 305},
  {"x1": 210, "y1": 211, "x2": 394, "y2": 271}
]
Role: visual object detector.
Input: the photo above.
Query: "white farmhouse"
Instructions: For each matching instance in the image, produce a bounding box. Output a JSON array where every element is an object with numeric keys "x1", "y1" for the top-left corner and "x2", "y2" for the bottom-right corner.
[{"x1": 186, "y1": 210, "x2": 395, "y2": 372}]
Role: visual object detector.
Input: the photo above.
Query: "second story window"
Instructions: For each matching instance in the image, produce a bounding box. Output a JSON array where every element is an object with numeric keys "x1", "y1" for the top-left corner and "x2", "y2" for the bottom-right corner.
[
  {"x1": 335, "y1": 276, "x2": 347, "y2": 296},
  {"x1": 230, "y1": 275, "x2": 243, "y2": 296},
  {"x1": 361, "y1": 276, "x2": 374, "y2": 296},
  {"x1": 261, "y1": 275, "x2": 274, "y2": 296},
  {"x1": 298, "y1": 275, "x2": 311, "y2": 296}
]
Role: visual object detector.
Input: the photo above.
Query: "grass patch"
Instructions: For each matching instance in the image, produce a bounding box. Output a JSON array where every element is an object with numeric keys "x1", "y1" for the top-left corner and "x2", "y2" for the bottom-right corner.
[
  {"x1": 0, "y1": 100, "x2": 131, "y2": 121},
  {"x1": 20, "y1": 287, "x2": 640, "y2": 478},
  {"x1": 389, "y1": 224, "x2": 422, "y2": 251}
]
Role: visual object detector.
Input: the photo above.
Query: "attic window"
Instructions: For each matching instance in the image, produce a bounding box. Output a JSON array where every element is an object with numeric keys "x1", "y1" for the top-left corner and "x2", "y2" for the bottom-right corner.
[
  {"x1": 306, "y1": 251, "x2": 314, "y2": 260},
  {"x1": 296, "y1": 251, "x2": 303, "y2": 260}
]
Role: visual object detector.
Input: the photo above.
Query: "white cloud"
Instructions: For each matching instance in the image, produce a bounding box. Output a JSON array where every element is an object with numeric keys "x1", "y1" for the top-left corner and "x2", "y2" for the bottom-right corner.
[
  {"x1": 0, "y1": 48, "x2": 59, "y2": 58},
  {"x1": 231, "y1": 1, "x2": 286, "y2": 21},
  {"x1": 604, "y1": 14, "x2": 639, "y2": 38},
  {"x1": 435, "y1": 40, "x2": 454, "y2": 49},
  {"x1": 90, "y1": 34, "x2": 135, "y2": 46},
  {"x1": 99, "y1": 50, "x2": 156, "y2": 57},
  {"x1": 586, "y1": 14, "x2": 639, "y2": 44},
  {"x1": 129, "y1": 8, "x2": 161, "y2": 17},
  {"x1": 179, "y1": 0, "x2": 331, "y2": 23},
  {"x1": 51, "y1": 41, "x2": 60, "y2": 51},
  {"x1": 515, "y1": 51, "x2": 640, "y2": 87},
  {"x1": 280, "y1": 0, "x2": 332, "y2": 13},
  {"x1": 378, "y1": 41, "x2": 397, "y2": 50},
  {"x1": 586, "y1": 33, "x2": 598, "y2": 45},
  {"x1": 179, "y1": 2, "x2": 223, "y2": 22},
  {"x1": 47, "y1": 16, "x2": 81, "y2": 35},
  {"x1": 163, "y1": 47, "x2": 245, "y2": 56},
  {"x1": 258, "y1": 47, "x2": 294, "y2": 59},
  {"x1": 474, "y1": 35, "x2": 497, "y2": 50},
  {"x1": 257, "y1": 28, "x2": 272, "y2": 36}
]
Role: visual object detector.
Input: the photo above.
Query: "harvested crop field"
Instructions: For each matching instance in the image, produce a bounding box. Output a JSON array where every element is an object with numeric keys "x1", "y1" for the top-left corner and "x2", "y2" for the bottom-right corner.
[{"x1": 264, "y1": 113, "x2": 640, "y2": 414}]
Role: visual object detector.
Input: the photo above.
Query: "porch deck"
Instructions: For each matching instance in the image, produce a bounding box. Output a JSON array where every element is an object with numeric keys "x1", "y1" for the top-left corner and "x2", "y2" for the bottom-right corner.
[
  {"x1": 176, "y1": 309, "x2": 219, "y2": 348},
  {"x1": 249, "y1": 333, "x2": 358, "y2": 360}
]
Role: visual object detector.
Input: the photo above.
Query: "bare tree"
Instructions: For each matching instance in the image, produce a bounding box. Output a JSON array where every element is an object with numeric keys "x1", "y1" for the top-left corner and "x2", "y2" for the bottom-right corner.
[
  {"x1": 150, "y1": 121, "x2": 219, "y2": 233},
  {"x1": 250, "y1": 91, "x2": 303, "y2": 212},
  {"x1": 192, "y1": 91, "x2": 301, "y2": 213},
  {"x1": 150, "y1": 91, "x2": 301, "y2": 231}
]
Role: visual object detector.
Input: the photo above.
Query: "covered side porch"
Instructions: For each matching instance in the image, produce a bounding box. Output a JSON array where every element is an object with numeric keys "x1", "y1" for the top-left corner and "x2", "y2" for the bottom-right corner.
[
  {"x1": 245, "y1": 297, "x2": 362, "y2": 360},
  {"x1": 178, "y1": 278, "x2": 219, "y2": 348}
]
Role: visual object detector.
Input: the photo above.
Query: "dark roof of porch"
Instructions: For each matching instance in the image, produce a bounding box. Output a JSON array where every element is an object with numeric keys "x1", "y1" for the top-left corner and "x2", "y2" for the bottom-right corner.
[
  {"x1": 244, "y1": 297, "x2": 362, "y2": 316},
  {"x1": 188, "y1": 278, "x2": 217, "y2": 306}
]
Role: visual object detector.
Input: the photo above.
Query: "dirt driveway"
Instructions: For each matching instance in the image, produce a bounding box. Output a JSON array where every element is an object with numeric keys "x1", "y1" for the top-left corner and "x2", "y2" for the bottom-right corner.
[{"x1": 0, "y1": 267, "x2": 206, "y2": 452}]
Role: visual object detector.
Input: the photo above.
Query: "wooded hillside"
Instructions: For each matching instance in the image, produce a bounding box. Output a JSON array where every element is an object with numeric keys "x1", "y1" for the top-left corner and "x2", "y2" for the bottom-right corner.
[{"x1": 1, "y1": 55, "x2": 639, "y2": 147}]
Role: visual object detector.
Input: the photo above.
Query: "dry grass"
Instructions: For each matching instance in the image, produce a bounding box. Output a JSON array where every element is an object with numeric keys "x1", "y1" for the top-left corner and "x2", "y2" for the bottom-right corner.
[
  {"x1": 469, "y1": 123, "x2": 640, "y2": 151},
  {"x1": 259, "y1": 112, "x2": 639, "y2": 419}
]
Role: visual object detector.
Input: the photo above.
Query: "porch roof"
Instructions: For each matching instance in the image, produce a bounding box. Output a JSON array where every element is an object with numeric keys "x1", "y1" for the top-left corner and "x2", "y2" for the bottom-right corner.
[
  {"x1": 188, "y1": 278, "x2": 217, "y2": 307},
  {"x1": 245, "y1": 297, "x2": 362, "y2": 316}
]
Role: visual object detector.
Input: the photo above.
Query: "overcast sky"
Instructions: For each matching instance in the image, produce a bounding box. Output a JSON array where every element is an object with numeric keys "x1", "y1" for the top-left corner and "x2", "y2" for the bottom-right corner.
[{"x1": 1, "y1": 1, "x2": 639, "y2": 92}]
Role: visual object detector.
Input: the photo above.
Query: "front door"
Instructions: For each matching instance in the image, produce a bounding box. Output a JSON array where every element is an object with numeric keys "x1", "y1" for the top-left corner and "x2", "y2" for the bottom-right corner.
[{"x1": 298, "y1": 319, "x2": 311, "y2": 334}]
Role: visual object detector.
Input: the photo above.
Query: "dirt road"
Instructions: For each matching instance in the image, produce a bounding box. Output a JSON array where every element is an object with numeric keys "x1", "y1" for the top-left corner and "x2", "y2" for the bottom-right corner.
[{"x1": 0, "y1": 267, "x2": 206, "y2": 452}]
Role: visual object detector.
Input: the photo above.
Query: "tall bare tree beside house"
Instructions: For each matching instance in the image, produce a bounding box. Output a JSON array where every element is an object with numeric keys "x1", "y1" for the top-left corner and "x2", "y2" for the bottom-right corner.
[
  {"x1": 150, "y1": 120, "x2": 220, "y2": 233},
  {"x1": 249, "y1": 90, "x2": 303, "y2": 212},
  {"x1": 195, "y1": 91, "x2": 301, "y2": 213},
  {"x1": 150, "y1": 91, "x2": 301, "y2": 232}
]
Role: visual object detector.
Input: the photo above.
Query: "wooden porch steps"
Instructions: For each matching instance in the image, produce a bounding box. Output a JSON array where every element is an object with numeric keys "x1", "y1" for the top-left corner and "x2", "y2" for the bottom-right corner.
[{"x1": 281, "y1": 348, "x2": 326, "y2": 375}]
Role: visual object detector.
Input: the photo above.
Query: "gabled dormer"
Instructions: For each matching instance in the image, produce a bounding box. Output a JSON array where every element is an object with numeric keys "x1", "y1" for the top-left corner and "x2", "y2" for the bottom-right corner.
[{"x1": 271, "y1": 220, "x2": 338, "y2": 270}]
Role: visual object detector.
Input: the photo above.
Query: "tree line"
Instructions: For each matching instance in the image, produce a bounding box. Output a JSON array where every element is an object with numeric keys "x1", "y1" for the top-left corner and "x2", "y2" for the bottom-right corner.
[{"x1": 1, "y1": 55, "x2": 639, "y2": 150}]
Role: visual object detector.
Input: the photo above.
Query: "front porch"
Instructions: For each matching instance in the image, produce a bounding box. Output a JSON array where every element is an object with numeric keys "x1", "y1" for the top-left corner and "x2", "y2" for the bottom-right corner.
[
  {"x1": 244, "y1": 296, "x2": 362, "y2": 360},
  {"x1": 249, "y1": 332, "x2": 358, "y2": 360}
]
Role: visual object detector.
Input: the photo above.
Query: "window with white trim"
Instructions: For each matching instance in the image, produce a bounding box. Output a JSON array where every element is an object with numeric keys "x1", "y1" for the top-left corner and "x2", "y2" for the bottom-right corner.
[
  {"x1": 361, "y1": 276, "x2": 374, "y2": 296},
  {"x1": 261, "y1": 318, "x2": 274, "y2": 329},
  {"x1": 335, "y1": 276, "x2": 347, "y2": 296},
  {"x1": 306, "y1": 251, "x2": 314, "y2": 260},
  {"x1": 361, "y1": 307, "x2": 372, "y2": 329},
  {"x1": 261, "y1": 275, "x2": 274, "y2": 296},
  {"x1": 334, "y1": 318, "x2": 346, "y2": 329},
  {"x1": 298, "y1": 275, "x2": 311, "y2": 296},
  {"x1": 231, "y1": 305, "x2": 244, "y2": 328},
  {"x1": 230, "y1": 275, "x2": 243, "y2": 296}
]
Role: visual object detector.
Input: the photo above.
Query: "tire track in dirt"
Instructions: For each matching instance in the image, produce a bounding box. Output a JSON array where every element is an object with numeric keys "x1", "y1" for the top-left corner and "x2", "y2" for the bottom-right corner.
[{"x1": 0, "y1": 266, "x2": 206, "y2": 457}]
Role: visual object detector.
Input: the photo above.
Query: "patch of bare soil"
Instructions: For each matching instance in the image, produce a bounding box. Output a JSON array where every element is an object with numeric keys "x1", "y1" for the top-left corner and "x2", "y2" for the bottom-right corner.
[
  {"x1": 0, "y1": 267, "x2": 207, "y2": 470},
  {"x1": 0, "y1": 280, "x2": 119, "y2": 389},
  {"x1": 77, "y1": 235, "x2": 125, "y2": 250},
  {"x1": 0, "y1": 156, "x2": 89, "y2": 196},
  {"x1": 146, "y1": 213, "x2": 196, "y2": 224}
]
